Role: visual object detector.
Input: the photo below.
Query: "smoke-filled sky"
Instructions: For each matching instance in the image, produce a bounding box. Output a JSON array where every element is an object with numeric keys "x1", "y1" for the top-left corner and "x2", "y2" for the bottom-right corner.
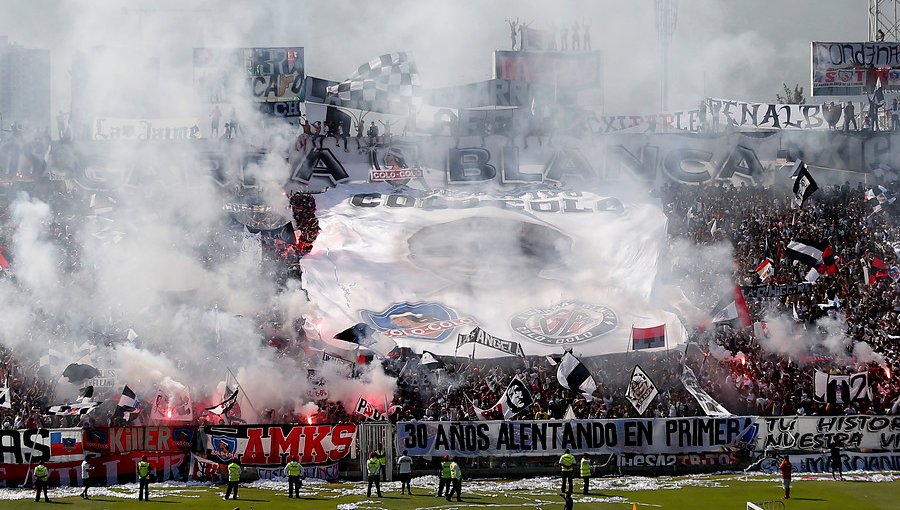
[
  {"x1": 0, "y1": 0, "x2": 885, "y2": 419},
  {"x1": 0, "y1": 0, "x2": 866, "y2": 116}
]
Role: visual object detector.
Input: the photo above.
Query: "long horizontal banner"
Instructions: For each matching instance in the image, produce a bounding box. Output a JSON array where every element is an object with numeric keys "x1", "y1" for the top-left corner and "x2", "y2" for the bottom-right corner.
[
  {"x1": 757, "y1": 415, "x2": 900, "y2": 451},
  {"x1": 706, "y1": 99, "x2": 831, "y2": 131},
  {"x1": 788, "y1": 451, "x2": 900, "y2": 473},
  {"x1": 740, "y1": 283, "x2": 813, "y2": 299},
  {"x1": 41, "y1": 129, "x2": 900, "y2": 196},
  {"x1": 202, "y1": 424, "x2": 356, "y2": 465},
  {"x1": 84, "y1": 426, "x2": 195, "y2": 454},
  {"x1": 617, "y1": 452, "x2": 739, "y2": 468},
  {"x1": 0, "y1": 451, "x2": 187, "y2": 488},
  {"x1": 396, "y1": 418, "x2": 757, "y2": 457}
]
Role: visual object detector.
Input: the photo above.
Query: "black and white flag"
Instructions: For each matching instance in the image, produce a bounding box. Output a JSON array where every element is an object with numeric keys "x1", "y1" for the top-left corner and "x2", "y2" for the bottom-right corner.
[
  {"x1": 354, "y1": 396, "x2": 385, "y2": 421},
  {"x1": 681, "y1": 366, "x2": 731, "y2": 417},
  {"x1": 49, "y1": 386, "x2": 101, "y2": 416},
  {"x1": 814, "y1": 371, "x2": 871, "y2": 404},
  {"x1": 327, "y1": 53, "x2": 422, "y2": 114},
  {"x1": 557, "y1": 352, "x2": 597, "y2": 399},
  {"x1": 624, "y1": 365, "x2": 659, "y2": 415},
  {"x1": 784, "y1": 238, "x2": 830, "y2": 267},
  {"x1": 205, "y1": 388, "x2": 239, "y2": 416},
  {"x1": 420, "y1": 350, "x2": 445, "y2": 370},
  {"x1": 474, "y1": 375, "x2": 533, "y2": 420},
  {"x1": 0, "y1": 385, "x2": 11, "y2": 409},
  {"x1": 456, "y1": 327, "x2": 526, "y2": 357},
  {"x1": 791, "y1": 160, "x2": 818, "y2": 208},
  {"x1": 117, "y1": 385, "x2": 139, "y2": 410}
]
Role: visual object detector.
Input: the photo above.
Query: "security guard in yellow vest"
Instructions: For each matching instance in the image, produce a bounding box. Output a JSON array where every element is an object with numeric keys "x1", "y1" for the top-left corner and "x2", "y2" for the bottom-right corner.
[
  {"x1": 437, "y1": 454, "x2": 452, "y2": 497},
  {"x1": 559, "y1": 448, "x2": 576, "y2": 494},
  {"x1": 366, "y1": 451, "x2": 382, "y2": 497},
  {"x1": 580, "y1": 454, "x2": 592, "y2": 494},
  {"x1": 285, "y1": 456, "x2": 304, "y2": 498},
  {"x1": 225, "y1": 460, "x2": 241, "y2": 500},
  {"x1": 446, "y1": 460, "x2": 462, "y2": 502},
  {"x1": 137, "y1": 456, "x2": 151, "y2": 501},
  {"x1": 375, "y1": 443, "x2": 386, "y2": 481},
  {"x1": 33, "y1": 462, "x2": 50, "y2": 502}
]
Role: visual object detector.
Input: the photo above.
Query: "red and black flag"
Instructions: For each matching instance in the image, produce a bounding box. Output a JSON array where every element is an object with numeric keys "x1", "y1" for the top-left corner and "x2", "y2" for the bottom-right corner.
[{"x1": 631, "y1": 325, "x2": 666, "y2": 350}]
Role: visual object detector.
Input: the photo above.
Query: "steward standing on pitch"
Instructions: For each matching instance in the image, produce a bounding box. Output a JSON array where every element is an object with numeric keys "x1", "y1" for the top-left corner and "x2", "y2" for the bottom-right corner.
[
  {"x1": 559, "y1": 448, "x2": 576, "y2": 494},
  {"x1": 137, "y1": 456, "x2": 151, "y2": 501},
  {"x1": 225, "y1": 460, "x2": 241, "y2": 500},
  {"x1": 445, "y1": 459, "x2": 462, "y2": 502},
  {"x1": 285, "y1": 456, "x2": 304, "y2": 498},
  {"x1": 580, "y1": 453, "x2": 592, "y2": 494},
  {"x1": 367, "y1": 451, "x2": 383, "y2": 497},
  {"x1": 375, "y1": 443, "x2": 387, "y2": 481},
  {"x1": 437, "y1": 454, "x2": 452, "y2": 497},
  {"x1": 33, "y1": 461, "x2": 50, "y2": 502}
]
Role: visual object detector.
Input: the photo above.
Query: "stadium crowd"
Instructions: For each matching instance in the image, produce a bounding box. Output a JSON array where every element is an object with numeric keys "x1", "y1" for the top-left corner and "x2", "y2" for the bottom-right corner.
[
  {"x1": 0, "y1": 124, "x2": 898, "y2": 426},
  {"x1": 388, "y1": 178, "x2": 900, "y2": 422}
]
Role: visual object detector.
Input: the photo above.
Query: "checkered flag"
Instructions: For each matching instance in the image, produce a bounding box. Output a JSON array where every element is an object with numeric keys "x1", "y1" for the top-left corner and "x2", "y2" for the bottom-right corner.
[{"x1": 327, "y1": 52, "x2": 422, "y2": 114}]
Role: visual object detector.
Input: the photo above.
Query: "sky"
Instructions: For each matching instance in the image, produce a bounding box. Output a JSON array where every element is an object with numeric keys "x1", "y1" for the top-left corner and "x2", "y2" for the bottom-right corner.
[{"x1": 0, "y1": 0, "x2": 869, "y2": 117}]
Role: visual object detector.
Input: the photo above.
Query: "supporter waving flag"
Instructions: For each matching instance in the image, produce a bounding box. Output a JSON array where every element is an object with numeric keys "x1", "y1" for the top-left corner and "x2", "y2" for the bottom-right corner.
[
  {"x1": 791, "y1": 160, "x2": 818, "y2": 208},
  {"x1": 784, "y1": 238, "x2": 836, "y2": 281},
  {"x1": 473, "y1": 375, "x2": 533, "y2": 420},
  {"x1": 557, "y1": 352, "x2": 597, "y2": 399},
  {"x1": 326, "y1": 52, "x2": 422, "y2": 115}
]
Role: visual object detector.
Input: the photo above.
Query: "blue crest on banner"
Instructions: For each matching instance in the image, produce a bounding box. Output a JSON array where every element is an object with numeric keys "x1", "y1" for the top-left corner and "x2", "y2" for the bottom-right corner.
[{"x1": 361, "y1": 302, "x2": 465, "y2": 342}]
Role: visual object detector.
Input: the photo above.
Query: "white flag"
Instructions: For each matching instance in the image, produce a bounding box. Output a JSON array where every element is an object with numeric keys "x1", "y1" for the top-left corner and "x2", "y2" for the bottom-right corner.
[{"x1": 624, "y1": 365, "x2": 658, "y2": 415}]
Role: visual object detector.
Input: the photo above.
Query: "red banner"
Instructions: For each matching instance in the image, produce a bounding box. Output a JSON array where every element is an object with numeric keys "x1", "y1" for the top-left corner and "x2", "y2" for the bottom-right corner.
[
  {"x1": 203, "y1": 424, "x2": 356, "y2": 465},
  {"x1": 0, "y1": 452, "x2": 187, "y2": 488},
  {"x1": 84, "y1": 426, "x2": 195, "y2": 454}
]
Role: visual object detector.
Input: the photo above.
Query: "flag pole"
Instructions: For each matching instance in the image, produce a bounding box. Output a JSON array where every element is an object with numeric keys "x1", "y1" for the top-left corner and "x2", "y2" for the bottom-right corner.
[
  {"x1": 226, "y1": 367, "x2": 260, "y2": 419},
  {"x1": 664, "y1": 324, "x2": 669, "y2": 360}
]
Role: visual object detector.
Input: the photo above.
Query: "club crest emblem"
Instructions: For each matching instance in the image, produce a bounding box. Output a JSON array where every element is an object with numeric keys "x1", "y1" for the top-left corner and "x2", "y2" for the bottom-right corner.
[
  {"x1": 361, "y1": 302, "x2": 476, "y2": 341},
  {"x1": 510, "y1": 300, "x2": 617, "y2": 345}
]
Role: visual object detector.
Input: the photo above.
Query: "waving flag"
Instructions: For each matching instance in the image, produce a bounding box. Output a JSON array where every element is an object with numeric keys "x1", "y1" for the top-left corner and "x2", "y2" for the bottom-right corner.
[
  {"x1": 49, "y1": 386, "x2": 101, "y2": 416},
  {"x1": 474, "y1": 375, "x2": 533, "y2": 420},
  {"x1": 785, "y1": 238, "x2": 830, "y2": 267},
  {"x1": 557, "y1": 352, "x2": 597, "y2": 398},
  {"x1": 707, "y1": 285, "x2": 752, "y2": 329},
  {"x1": 327, "y1": 53, "x2": 422, "y2": 114},
  {"x1": 205, "y1": 388, "x2": 239, "y2": 416},
  {"x1": 625, "y1": 365, "x2": 658, "y2": 415},
  {"x1": 791, "y1": 160, "x2": 818, "y2": 208},
  {"x1": 0, "y1": 381, "x2": 11, "y2": 409},
  {"x1": 354, "y1": 396, "x2": 385, "y2": 421},
  {"x1": 420, "y1": 350, "x2": 445, "y2": 370},
  {"x1": 631, "y1": 325, "x2": 666, "y2": 350},
  {"x1": 754, "y1": 258, "x2": 774, "y2": 281}
]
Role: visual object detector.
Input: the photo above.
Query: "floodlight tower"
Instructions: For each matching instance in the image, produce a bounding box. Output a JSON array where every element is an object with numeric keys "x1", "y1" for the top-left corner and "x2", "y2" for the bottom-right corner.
[
  {"x1": 655, "y1": 0, "x2": 678, "y2": 111},
  {"x1": 869, "y1": 0, "x2": 900, "y2": 40}
]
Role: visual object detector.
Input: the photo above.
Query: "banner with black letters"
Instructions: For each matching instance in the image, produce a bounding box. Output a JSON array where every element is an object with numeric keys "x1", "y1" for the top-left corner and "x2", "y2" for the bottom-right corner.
[
  {"x1": 757, "y1": 415, "x2": 900, "y2": 451},
  {"x1": 395, "y1": 417, "x2": 757, "y2": 457},
  {"x1": 740, "y1": 283, "x2": 813, "y2": 299}
]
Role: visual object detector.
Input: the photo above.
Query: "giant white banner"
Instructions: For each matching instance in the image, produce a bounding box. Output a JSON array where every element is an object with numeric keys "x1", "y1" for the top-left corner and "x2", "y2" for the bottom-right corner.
[
  {"x1": 300, "y1": 183, "x2": 686, "y2": 357},
  {"x1": 757, "y1": 415, "x2": 900, "y2": 451},
  {"x1": 396, "y1": 418, "x2": 758, "y2": 457}
]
